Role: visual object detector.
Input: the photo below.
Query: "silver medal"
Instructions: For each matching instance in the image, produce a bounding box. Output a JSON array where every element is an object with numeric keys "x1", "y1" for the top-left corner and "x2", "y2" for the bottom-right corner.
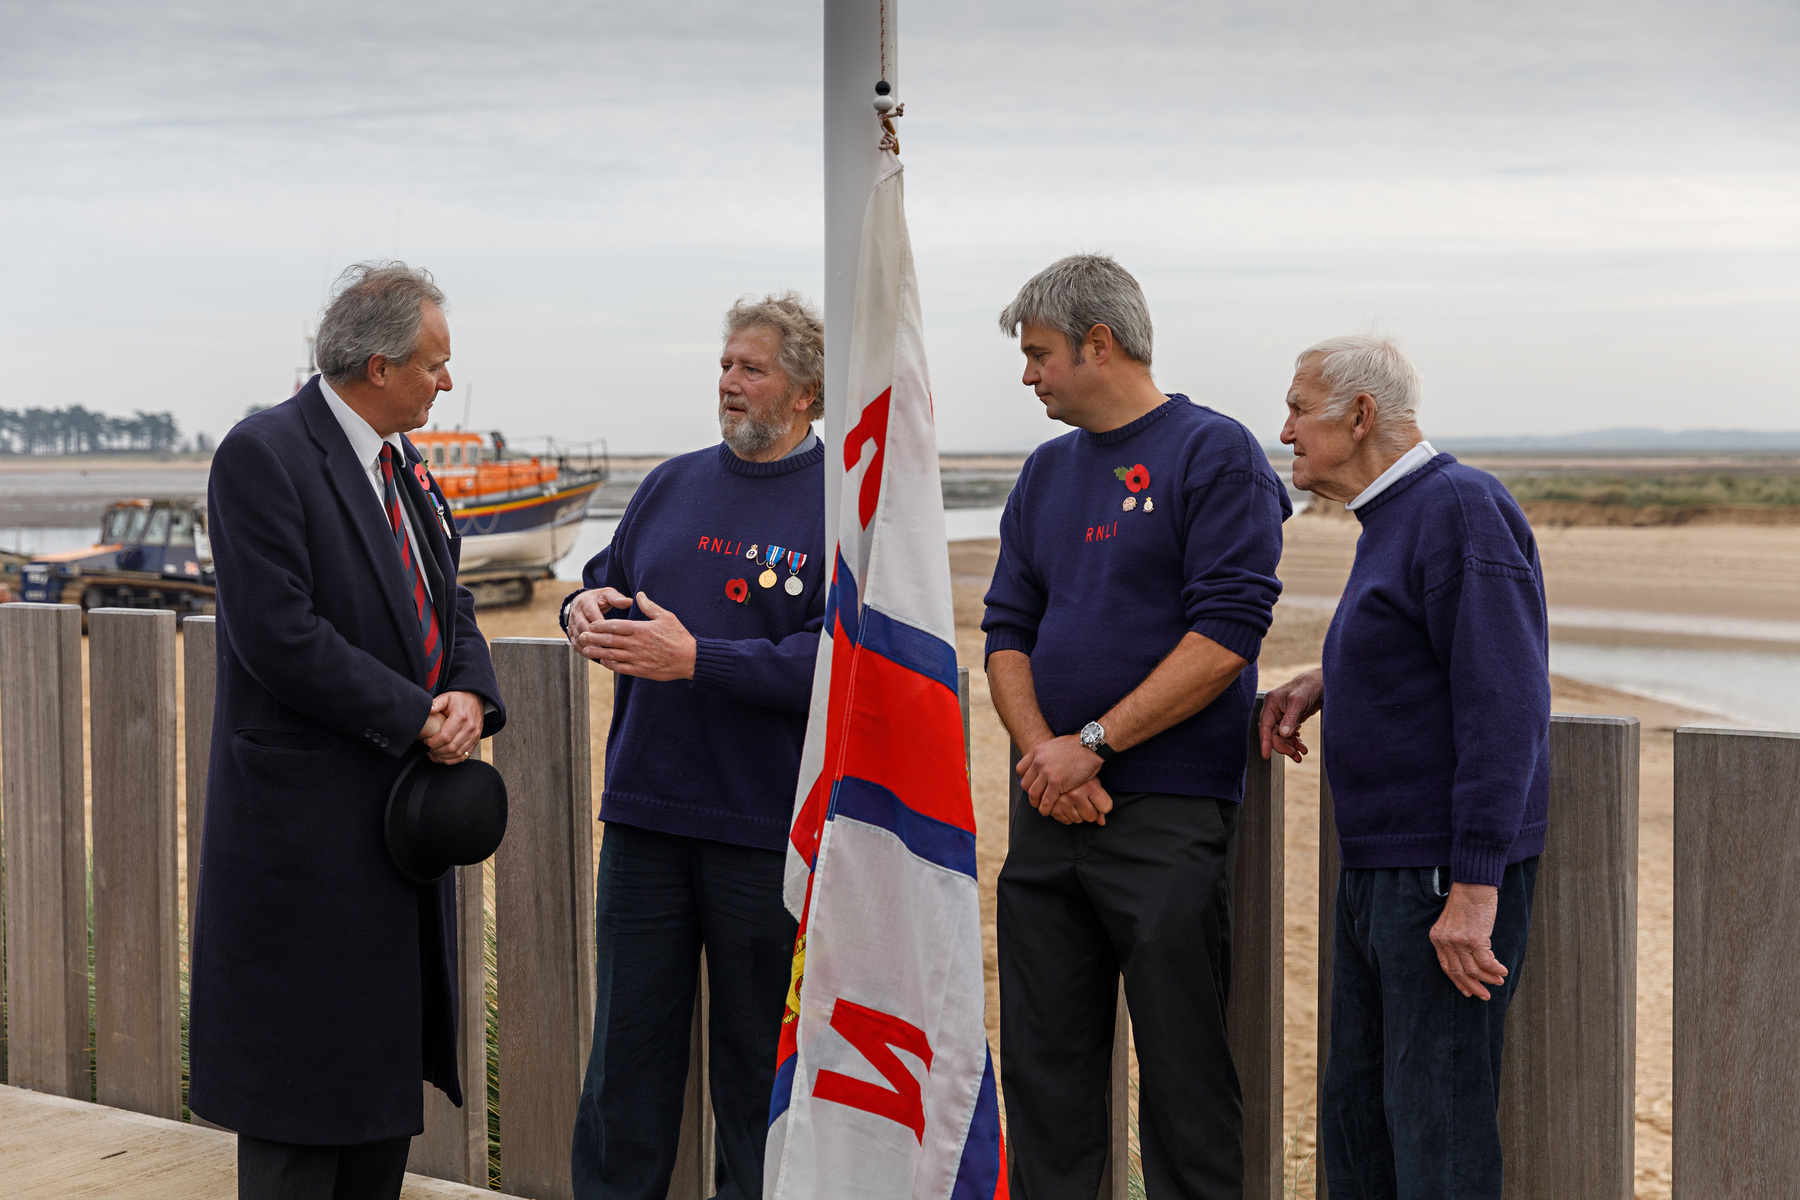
[{"x1": 784, "y1": 575, "x2": 803, "y2": 596}]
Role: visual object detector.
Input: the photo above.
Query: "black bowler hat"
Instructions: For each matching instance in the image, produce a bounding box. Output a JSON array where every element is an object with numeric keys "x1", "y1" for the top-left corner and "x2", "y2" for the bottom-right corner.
[{"x1": 385, "y1": 750, "x2": 509, "y2": 885}]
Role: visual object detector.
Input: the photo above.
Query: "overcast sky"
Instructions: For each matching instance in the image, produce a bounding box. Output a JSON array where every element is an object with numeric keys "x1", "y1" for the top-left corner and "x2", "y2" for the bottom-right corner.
[{"x1": 2, "y1": 0, "x2": 1795, "y2": 452}]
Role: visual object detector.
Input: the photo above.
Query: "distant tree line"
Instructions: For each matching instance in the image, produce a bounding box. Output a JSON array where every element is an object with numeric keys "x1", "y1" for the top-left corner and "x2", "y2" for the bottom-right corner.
[{"x1": 0, "y1": 406, "x2": 183, "y2": 454}]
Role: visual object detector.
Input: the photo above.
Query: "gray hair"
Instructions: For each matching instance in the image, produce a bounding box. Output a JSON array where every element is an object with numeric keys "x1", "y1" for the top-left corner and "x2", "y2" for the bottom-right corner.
[
  {"x1": 1297, "y1": 333, "x2": 1422, "y2": 448},
  {"x1": 724, "y1": 291, "x2": 826, "y2": 421},
  {"x1": 316, "y1": 262, "x2": 446, "y2": 386},
  {"x1": 997, "y1": 254, "x2": 1153, "y2": 366}
]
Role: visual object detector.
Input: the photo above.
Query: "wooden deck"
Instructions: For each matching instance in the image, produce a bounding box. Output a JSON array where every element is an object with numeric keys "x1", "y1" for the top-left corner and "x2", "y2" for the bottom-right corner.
[{"x1": 0, "y1": 1085, "x2": 519, "y2": 1199}]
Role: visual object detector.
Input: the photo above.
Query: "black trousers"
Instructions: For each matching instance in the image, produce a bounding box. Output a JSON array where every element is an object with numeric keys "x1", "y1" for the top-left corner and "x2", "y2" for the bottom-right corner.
[
  {"x1": 236, "y1": 1133, "x2": 410, "y2": 1200},
  {"x1": 570, "y1": 823, "x2": 798, "y2": 1200},
  {"x1": 998, "y1": 791, "x2": 1242, "y2": 1200},
  {"x1": 1322, "y1": 858, "x2": 1538, "y2": 1200}
]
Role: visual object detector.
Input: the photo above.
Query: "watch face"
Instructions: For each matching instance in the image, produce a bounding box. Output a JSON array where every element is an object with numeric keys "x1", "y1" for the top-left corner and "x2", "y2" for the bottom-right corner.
[{"x1": 1080, "y1": 722, "x2": 1104, "y2": 749}]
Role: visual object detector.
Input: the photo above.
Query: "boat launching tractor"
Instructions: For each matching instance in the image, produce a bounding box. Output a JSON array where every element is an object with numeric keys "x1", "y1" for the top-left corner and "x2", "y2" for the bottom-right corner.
[
  {"x1": 16, "y1": 429, "x2": 606, "y2": 620},
  {"x1": 18, "y1": 498, "x2": 216, "y2": 619}
]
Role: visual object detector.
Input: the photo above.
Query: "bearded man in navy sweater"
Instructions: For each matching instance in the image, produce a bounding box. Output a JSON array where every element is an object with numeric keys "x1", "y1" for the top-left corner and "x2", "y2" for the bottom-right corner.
[
  {"x1": 1260, "y1": 334, "x2": 1549, "y2": 1200},
  {"x1": 983, "y1": 256, "x2": 1290, "y2": 1199},
  {"x1": 560, "y1": 293, "x2": 825, "y2": 1200}
]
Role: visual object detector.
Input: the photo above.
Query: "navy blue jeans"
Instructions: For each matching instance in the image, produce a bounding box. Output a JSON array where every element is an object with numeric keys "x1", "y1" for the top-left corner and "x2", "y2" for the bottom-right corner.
[
  {"x1": 571, "y1": 823, "x2": 797, "y2": 1200},
  {"x1": 1322, "y1": 857, "x2": 1537, "y2": 1200}
]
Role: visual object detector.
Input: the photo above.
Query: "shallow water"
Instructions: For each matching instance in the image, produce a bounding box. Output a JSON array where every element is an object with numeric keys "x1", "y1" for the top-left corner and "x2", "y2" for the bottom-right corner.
[{"x1": 1548, "y1": 637, "x2": 1798, "y2": 730}]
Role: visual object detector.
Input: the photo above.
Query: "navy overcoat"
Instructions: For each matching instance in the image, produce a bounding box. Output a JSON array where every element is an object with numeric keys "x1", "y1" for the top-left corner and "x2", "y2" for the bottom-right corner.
[{"x1": 188, "y1": 378, "x2": 505, "y2": 1145}]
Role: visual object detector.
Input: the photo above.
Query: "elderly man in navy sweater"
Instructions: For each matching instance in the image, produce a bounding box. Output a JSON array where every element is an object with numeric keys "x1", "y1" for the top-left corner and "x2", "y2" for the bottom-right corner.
[
  {"x1": 1260, "y1": 334, "x2": 1549, "y2": 1200},
  {"x1": 983, "y1": 255, "x2": 1290, "y2": 1199},
  {"x1": 559, "y1": 293, "x2": 825, "y2": 1200}
]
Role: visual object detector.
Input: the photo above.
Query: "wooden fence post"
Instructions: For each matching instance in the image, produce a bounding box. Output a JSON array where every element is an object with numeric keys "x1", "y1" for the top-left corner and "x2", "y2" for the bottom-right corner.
[
  {"x1": 411, "y1": 854, "x2": 493, "y2": 1185},
  {"x1": 1234, "y1": 698, "x2": 1284, "y2": 1200},
  {"x1": 87, "y1": 609, "x2": 183, "y2": 1119},
  {"x1": 491, "y1": 638, "x2": 596, "y2": 1200},
  {"x1": 1314, "y1": 713, "x2": 1639, "y2": 1200},
  {"x1": 1499, "y1": 715, "x2": 1637, "y2": 1199},
  {"x1": 180, "y1": 615, "x2": 216, "y2": 943},
  {"x1": 1315, "y1": 766, "x2": 1338, "y2": 1200},
  {"x1": 1673, "y1": 726, "x2": 1800, "y2": 1192},
  {"x1": 0, "y1": 603, "x2": 88, "y2": 1098}
]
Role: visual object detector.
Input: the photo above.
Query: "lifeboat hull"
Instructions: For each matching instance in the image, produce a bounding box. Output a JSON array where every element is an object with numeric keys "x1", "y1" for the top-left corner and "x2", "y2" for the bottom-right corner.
[{"x1": 450, "y1": 478, "x2": 602, "y2": 573}]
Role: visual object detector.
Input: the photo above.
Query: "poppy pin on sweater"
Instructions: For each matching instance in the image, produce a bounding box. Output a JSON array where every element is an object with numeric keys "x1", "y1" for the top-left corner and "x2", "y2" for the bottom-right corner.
[
  {"x1": 725, "y1": 578, "x2": 750, "y2": 603},
  {"x1": 1113, "y1": 464, "x2": 1150, "y2": 493}
]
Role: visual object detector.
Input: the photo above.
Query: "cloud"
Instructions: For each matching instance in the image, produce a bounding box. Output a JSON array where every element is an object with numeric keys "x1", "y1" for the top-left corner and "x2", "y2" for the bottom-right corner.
[{"x1": 0, "y1": 0, "x2": 1794, "y2": 451}]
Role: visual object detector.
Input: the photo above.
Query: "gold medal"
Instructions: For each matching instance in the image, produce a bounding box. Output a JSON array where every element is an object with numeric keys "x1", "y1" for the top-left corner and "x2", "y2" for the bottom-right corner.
[{"x1": 759, "y1": 568, "x2": 778, "y2": 588}]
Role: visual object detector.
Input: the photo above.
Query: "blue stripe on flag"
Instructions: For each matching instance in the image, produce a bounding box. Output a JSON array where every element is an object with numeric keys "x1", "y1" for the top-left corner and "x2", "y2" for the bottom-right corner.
[
  {"x1": 857, "y1": 607, "x2": 959, "y2": 695},
  {"x1": 830, "y1": 776, "x2": 977, "y2": 878},
  {"x1": 767, "y1": 1049, "x2": 798, "y2": 1127},
  {"x1": 824, "y1": 549, "x2": 860, "y2": 643},
  {"x1": 949, "y1": 1050, "x2": 1004, "y2": 1200}
]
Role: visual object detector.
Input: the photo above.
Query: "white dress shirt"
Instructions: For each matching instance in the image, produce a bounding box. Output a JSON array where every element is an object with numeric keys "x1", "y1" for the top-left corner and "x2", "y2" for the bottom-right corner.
[
  {"x1": 1346, "y1": 440, "x2": 1439, "y2": 512},
  {"x1": 318, "y1": 375, "x2": 433, "y2": 601}
]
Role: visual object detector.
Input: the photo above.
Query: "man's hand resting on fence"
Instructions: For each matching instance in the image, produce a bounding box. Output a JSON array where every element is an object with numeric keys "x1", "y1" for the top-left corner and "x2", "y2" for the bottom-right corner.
[
  {"x1": 1259, "y1": 667, "x2": 1324, "y2": 763},
  {"x1": 1430, "y1": 882, "x2": 1508, "y2": 1000}
]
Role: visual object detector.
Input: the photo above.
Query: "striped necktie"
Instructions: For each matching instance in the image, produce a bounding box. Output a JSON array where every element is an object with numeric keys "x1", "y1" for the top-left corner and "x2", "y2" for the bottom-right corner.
[{"x1": 379, "y1": 444, "x2": 442, "y2": 690}]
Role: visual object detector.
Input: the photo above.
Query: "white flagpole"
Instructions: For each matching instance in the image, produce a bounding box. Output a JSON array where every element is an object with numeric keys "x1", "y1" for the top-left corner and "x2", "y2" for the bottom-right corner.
[{"x1": 822, "y1": 0, "x2": 892, "y2": 560}]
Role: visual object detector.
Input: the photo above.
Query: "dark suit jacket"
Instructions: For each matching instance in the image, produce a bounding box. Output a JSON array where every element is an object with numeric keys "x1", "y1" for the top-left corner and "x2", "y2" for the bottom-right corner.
[{"x1": 188, "y1": 377, "x2": 505, "y2": 1145}]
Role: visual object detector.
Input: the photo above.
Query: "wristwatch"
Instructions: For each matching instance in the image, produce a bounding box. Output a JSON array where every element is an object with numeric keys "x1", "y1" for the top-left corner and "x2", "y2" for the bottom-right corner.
[{"x1": 1079, "y1": 721, "x2": 1116, "y2": 761}]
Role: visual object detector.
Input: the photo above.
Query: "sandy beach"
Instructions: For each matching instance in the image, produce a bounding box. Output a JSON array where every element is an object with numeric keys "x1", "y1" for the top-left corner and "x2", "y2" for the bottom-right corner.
[{"x1": 455, "y1": 514, "x2": 1786, "y2": 1199}]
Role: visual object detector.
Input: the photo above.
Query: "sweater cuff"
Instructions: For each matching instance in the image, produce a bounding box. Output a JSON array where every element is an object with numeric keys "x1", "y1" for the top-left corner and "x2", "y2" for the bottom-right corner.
[
  {"x1": 558, "y1": 589, "x2": 584, "y2": 635},
  {"x1": 1451, "y1": 839, "x2": 1512, "y2": 889},
  {"x1": 983, "y1": 628, "x2": 1036, "y2": 662},
  {"x1": 692, "y1": 637, "x2": 741, "y2": 695},
  {"x1": 1189, "y1": 617, "x2": 1263, "y2": 663}
]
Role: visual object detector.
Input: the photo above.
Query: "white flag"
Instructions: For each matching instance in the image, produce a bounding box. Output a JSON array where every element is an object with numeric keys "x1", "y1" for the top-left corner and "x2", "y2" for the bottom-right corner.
[{"x1": 765, "y1": 156, "x2": 1007, "y2": 1200}]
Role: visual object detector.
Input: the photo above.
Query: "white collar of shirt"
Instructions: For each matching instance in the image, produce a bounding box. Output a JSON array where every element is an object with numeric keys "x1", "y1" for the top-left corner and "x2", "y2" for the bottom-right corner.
[
  {"x1": 1345, "y1": 440, "x2": 1438, "y2": 511},
  {"x1": 317, "y1": 374, "x2": 406, "y2": 471},
  {"x1": 315, "y1": 374, "x2": 433, "y2": 600},
  {"x1": 782, "y1": 427, "x2": 819, "y2": 458}
]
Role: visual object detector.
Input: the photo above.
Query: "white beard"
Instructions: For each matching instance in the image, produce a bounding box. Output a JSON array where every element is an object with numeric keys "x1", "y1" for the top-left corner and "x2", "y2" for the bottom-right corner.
[{"x1": 719, "y1": 395, "x2": 792, "y2": 455}]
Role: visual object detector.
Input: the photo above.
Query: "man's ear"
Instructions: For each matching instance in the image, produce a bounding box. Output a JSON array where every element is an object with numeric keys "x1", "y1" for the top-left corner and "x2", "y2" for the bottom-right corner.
[
  {"x1": 1086, "y1": 324, "x2": 1115, "y2": 367},
  {"x1": 363, "y1": 355, "x2": 389, "y2": 388},
  {"x1": 1349, "y1": 392, "x2": 1377, "y2": 442}
]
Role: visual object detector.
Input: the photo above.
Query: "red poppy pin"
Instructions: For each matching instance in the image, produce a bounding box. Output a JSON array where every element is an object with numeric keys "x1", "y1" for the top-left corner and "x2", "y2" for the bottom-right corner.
[
  {"x1": 1113, "y1": 464, "x2": 1150, "y2": 493},
  {"x1": 725, "y1": 578, "x2": 750, "y2": 603},
  {"x1": 412, "y1": 461, "x2": 434, "y2": 492}
]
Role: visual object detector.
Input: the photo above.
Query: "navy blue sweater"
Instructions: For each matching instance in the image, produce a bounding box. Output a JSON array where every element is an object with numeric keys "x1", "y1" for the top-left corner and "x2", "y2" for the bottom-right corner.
[
  {"x1": 982, "y1": 397, "x2": 1290, "y2": 801},
  {"x1": 1321, "y1": 454, "x2": 1550, "y2": 887},
  {"x1": 569, "y1": 441, "x2": 826, "y2": 851}
]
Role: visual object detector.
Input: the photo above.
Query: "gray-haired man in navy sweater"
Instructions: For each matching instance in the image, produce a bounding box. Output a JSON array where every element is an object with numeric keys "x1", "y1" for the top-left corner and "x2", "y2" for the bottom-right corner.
[
  {"x1": 1260, "y1": 333, "x2": 1549, "y2": 1200},
  {"x1": 560, "y1": 292, "x2": 826, "y2": 1200},
  {"x1": 983, "y1": 255, "x2": 1290, "y2": 1199}
]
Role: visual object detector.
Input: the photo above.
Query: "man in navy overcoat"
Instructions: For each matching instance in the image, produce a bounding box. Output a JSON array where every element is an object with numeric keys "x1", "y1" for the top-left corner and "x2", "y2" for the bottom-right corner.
[{"x1": 189, "y1": 262, "x2": 505, "y2": 1200}]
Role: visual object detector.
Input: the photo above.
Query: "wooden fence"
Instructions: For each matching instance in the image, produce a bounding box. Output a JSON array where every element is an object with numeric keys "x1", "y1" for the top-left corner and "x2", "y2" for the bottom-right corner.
[{"x1": 0, "y1": 598, "x2": 1791, "y2": 1197}]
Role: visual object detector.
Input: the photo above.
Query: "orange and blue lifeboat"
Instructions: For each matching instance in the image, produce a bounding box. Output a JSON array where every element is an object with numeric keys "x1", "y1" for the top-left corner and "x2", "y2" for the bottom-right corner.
[{"x1": 407, "y1": 431, "x2": 607, "y2": 575}]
